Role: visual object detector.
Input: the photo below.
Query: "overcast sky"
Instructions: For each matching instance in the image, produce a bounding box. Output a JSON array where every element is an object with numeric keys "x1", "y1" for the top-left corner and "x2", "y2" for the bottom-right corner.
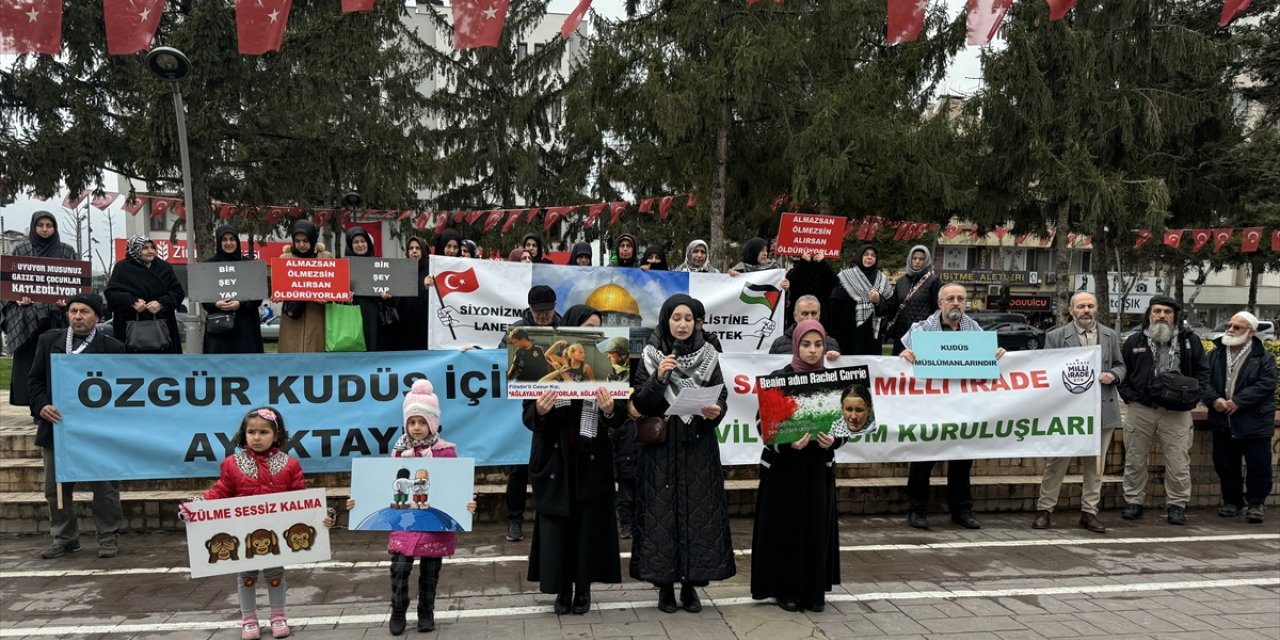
[{"x1": 1, "y1": 0, "x2": 986, "y2": 247}]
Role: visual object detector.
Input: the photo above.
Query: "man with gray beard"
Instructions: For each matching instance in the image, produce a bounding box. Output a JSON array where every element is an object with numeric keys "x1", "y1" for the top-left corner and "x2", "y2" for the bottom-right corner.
[
  {"x1": 1117, "y1": 295, "x2": 1208, "y2": 525},
  {"x1": 1203, "y1": 312, "x2": 1276, "y2": 524}
]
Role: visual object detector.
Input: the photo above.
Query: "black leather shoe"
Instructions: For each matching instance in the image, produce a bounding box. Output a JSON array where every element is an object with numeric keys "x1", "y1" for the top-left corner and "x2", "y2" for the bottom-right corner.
[
  {"x1": 1120, "y1": 504, "x2": 1144, "y2": 520},
  {"x1": 806, "y1": 601, "x2": 825, "y2": 613},
  {"x1": 571, "y1": 589, "x2": 591, "y2": 615},
  {"x1": 777, "y1": 598, "x2": 799, "y2": 612},
  {"x1": 554, "y1": 590, "x2": 572, "y2": 615},
  {"x1": 1218, "y1": 504, "x2": 1241, "y2": 517},
  {"x1": 952, "y1": 513, "x2": 981, "y2": 529},
  {"x1": 506, "y1": 521, "x2": 524, "y2": 542},
  {"x1": 680, "y1": 583, "x2": 702, "y2": 613},
  {"x1": 389, "y1": 611, "x2": 406, "y2": 636},
  {"x1": 657, "y1": 584, "x2": 678, "y2": 613},
  {"x1": 1167, "y1": 505, "x2": 1186, "y2": 525},
  {"x1": 1032, "y1": 510, "x2": 1051, "y2": 529},
  {"x1": 907, "y1": 512, "x2": 929, "y2": 529}
]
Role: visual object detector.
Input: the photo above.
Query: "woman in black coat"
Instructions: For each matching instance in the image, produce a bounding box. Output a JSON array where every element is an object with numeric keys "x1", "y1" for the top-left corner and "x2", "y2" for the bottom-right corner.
[
  {"x1": 827, "y1": 245, "x2": 893, "y2": 355},
  {"x1": 201, "y1": 224, "x2": 263, "y2": 354},
  {"x1": 105, "y1": 235, "x2": 186, "y2": 354},
  {"x1": 523, "y1": 305, "x2": 623, "y2": 615},
  {"x1": 389, "y1": 236, "x2": 431, "y2": 350},
  {"x1": 2, "y1": 211, "x2": 77, "y2": 406},
  {"x1": 630, "y1": 294, "x2": 734, "y2": 614},
  {"x1": 344, "y1": 226, "x2": 394, "y2": 351}
]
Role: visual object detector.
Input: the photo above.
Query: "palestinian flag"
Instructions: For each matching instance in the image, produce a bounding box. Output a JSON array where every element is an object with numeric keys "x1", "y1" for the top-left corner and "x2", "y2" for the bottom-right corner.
[{"x1": 740, "y1": 283, "x2": 782, "y2": 311}]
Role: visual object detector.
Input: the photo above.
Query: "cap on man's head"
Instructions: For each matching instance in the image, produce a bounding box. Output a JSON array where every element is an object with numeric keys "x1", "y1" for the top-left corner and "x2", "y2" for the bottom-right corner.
[
  {"x1": 528, "y1": 285, "x2": 556, "y2": 312},
  {"x1": 1147, "y1": 295, "x2": 1181, "y2": 313},
  {"x1": 66, "y1": 293, "x2": 105, "y2": 319},
  {"x1": 510, "y1": 328, "x2": 530, "y2": 342},
  {"x1": 605, "y1": 336, "x2": 631, "y2": 355}
]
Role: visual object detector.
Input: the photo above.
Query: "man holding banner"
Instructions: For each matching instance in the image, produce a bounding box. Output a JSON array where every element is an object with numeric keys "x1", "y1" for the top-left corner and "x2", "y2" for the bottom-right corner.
[
  {"x1": 1033, "y1": 292, "x2": 1125, "y2": 533},
  {"x1": 900, "y1": 283, "x2": 1003, "y2": 530}
]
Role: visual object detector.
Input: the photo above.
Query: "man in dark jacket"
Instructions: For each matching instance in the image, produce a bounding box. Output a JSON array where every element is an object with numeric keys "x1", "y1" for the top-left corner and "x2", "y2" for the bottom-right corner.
[
  {"x1": 1117, "y1": 295, "x2": 1209, "y2": 525},
  {"x1": 1203, "y1": 311, "x2": 1276, "y2": 524},
  {"x1": 768, "y1": 295, "x2": 841, "y2": 355},
  {"x1": 877, "y1": 245, "x2": 942, "y2": 355},
  {"x1": 28, "y1": 294, "x2": 126, "y2": 559}
]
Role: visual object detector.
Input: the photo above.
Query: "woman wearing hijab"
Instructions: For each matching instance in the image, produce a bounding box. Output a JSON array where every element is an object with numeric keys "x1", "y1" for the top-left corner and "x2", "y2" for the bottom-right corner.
[
  {"x1": 104, "y1": 235, "x2": 186, "y2": 354},
  {"x1": 728, "y1": 237, "x2": 779, "y2": 274},
  {"x1": 2, "y1": 211, "x2": 78, "y2": 406},
  {"x1": 784, "y1": 251, "x2": 837, "y2": 329},
  {"x1": 750, "y1": 320, "x2": 847, "y2": 612},
  {"x1": 461, "y1": 239, "x2": 479, "y2": 259},
  {"x1": 876, "y1": 244, "x2": 941, "y2": 355},
  {"x1": 828, "y1": 245, "x2": 893, "y2": 355},
  {"x1": 277, "y1": 220, "x2": 333, "y2": 353},
  {"x1": 344, "y1": 226, "x2": 394, "y2": 352},
  {"x1": 612, "y1": 234, "x2": 640, "y2": 268},
  {"x1": 630, "y1": 294, "x2": 734, "y2": 614},
  {"x1": 201, "y1": 225, "x2": 263, "y2": 354},
  {"x1": 640, "y1": 246, "x2": 669, "y2": 272},
  {"x1": 508, "y1": 248, "x2": 532, "y2": 262},
  {"x1": 435, "y1": 229, "x2": 463, "y2": 260},
  {"x1": 673, "y1": 239, "x2": 717, "y2": 273},
  {"x1": 523, "y1": 304, "x2": 623, "y2": 615},
  {"x1": 569, "y1": 242, "x2": 593, "y2": 266},
  {"x1": 390, "y1": 236, "x2": 431, "y2": 351},
  {"x1": 522, "y1": 233, "x2": 554, "y2": 264}
]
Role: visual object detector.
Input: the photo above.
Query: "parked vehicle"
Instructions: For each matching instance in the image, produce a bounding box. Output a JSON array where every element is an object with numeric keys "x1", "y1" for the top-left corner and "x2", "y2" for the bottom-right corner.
[
  {"x1": 970, "y1": 312, "x2": 1029, "y2": 327},
  {"x1": 986, "y1": 322, "x2": 1046, "y2": 351},
  {"x1": 260, "y1": 317, "x2": 281, "y2": 342},
  {"x1": 1203, "y1": 320, "x2": 1275, "y2": 342}
]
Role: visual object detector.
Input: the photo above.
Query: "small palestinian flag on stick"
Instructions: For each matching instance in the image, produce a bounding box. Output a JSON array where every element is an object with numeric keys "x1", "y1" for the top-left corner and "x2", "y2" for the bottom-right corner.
[{"x1": 740, "y1": 282, "x2": 782, "y2": 349}]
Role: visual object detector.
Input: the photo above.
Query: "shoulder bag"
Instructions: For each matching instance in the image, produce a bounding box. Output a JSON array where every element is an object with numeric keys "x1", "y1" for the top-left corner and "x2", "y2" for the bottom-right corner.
[
  {"x1": 126, "y1": 311, "x2": 172, "y2": 352},
  {"x1": 634, "y1": 415, "x2": 668, "y2": 445}
]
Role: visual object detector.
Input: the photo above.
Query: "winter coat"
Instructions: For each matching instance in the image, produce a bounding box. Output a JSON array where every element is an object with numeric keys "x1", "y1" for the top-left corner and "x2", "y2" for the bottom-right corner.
[
  {"x1": 1118, "y1": 329, "x2": 1209, "y2": 410},
  {"x1": 202, "y1": 448, "x2": 305, "y2": 500},
  {"x1": 522, "y1": 399, "x2": 623, "y2": 517},
  {"x1": 387, "y1": 441, "x2": 461, "y2": 557},
  {"x1": 1045, "y1": 323, "x2": 1127, "y2": 429},
  {"x1": 104, "y1": 255, "x2": 187, "y2": 353},
  {"x1": 876, "y1": 270, "x2": 941, "y2": 342},
  {"x1": 28, "y1": 328, "x2": 126, "y2": 448},
  {"x1": 1203, "y1": 337, "x2": 1277, "y2": 439},
  {"x1": 277, "y1": 246, "x2": 335, "y2": 353},
  {"x1": 783, "y1": 259, "x2": 837, "y2": 327}
]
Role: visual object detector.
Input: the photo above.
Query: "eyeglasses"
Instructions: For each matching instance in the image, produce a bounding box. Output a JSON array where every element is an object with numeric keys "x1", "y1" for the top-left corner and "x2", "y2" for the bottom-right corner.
[{"x1": 1227, "y1": 323, "x2": 1251, "y2": 331}]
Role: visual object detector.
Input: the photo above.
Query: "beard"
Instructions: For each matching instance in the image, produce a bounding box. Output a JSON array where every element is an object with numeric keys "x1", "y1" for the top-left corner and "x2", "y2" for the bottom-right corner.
[
  {"x1": 1074, "y1": 315, "x2": 1095, "y2": 330},
  {"x1": 944, "y1": 309, "x2": 964, "y2": 322},
  {"x1": 1146, "y1": 321, "x2": 1173, "y2": 344},
  {"x1": 1222, "y1": 333, "x2": 1249, "y2": 348}
]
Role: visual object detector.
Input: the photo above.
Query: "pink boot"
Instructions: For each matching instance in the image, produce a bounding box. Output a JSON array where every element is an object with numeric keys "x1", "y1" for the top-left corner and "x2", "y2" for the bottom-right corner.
[
  {"x1": 269, "y1": 609, "x2": 291, "y2": 639},
  {"x1": 241, "y1": 613, "x2": 261, "y2": 640}
]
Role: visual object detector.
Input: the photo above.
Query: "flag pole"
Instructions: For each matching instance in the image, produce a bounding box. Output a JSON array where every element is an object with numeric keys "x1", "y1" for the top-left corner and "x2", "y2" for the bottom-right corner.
[
  {"x1": 756, "y1": 293, "x2": 780, "y2": 351},
  {"x1": 434, "y1": 282, "x2": 457, "y2": 341}
]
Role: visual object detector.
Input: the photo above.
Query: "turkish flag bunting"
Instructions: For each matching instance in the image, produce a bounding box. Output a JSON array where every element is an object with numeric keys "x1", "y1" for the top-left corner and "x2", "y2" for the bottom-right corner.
[
  {"x1": 609, "y1": 201, "x2": 628, "y2": 225},
  {"x1": 1039, "y1": 229, "x2": 1056, "y2": 247},
  {"x1": 583, "y1": 203, "x2": 606, "y2": 228},
  {"x1": 397, "y1": 210, "x2": 415, "y2": 222},
  {"x1": 992, "y1": 226, "x2": 1008, "y2": 240},
  {"x1": 341, "y1": 0, "x2": 375, "y2": 13},
  {"x1": 1163, "y1": 229, "x2": 1183, "y2": 249},
  {"x1": 413, "y1": 212, "x2": 430, "y2": 231},
  {"x1": 887, "y1": 0, "x2": 926, "y2": 45},
  {"x1": 434, "y1": 211, "x2": 450, "y2": 235},
  {"x1": 638, "y1": 198, "x2": 653, "y2": 214},
  {"x1": 452, "y1": 0, "x2": 509, "y2": 49},
  {"x1": 236, "y1": 0, "x2": 293, "y2": 55},
  {"x1": 501, "y1": 209, "x2": 524, "y2": 234},
  {"x1": 1191, "y1": 228, "x2": 1211, "y2": 252},
  {"x1": 1212, "y1": 228, "x2": 1233, "y2": 253},
  {"x1": 483, "y1": 210, "x2": 503, "y2": 233},
  {"x1": 1134, "y1": 230, "x2": 1152, "y2": 249},
  {"x1": 657, "y1": 196, "x2": 674, "y2": 220},
  {"x1": 854, "y1": 221, "x2": 870, "y2": 241},
  {"x1": 892, "y1": 223, "x2": 908, "y2": 241},
  {"x1": 104, "y1": 0, "x2": 164, "y2": 55},
  {"x1": 0, "y1": 0, "x2": 62, "y2": 54},
  {"x1": 263, "y1": 207, "x2": 284, "y2": 225},
  {"x1": 1014, "y1": 232, "x2": 1029, "y2": 245},
  {"x1": 219, "y1": 204, "x2": 239, "y2": 221},
  {"x1": 364, "y1": 209, "x2": 382, "y2": 220},
  {"x1": 173, "y1": 201, "x2": 186, "y2": 220},
  {"x1": 314, "y1": 209, "x2": 333, "y2": 226},
  {"x1": 466, "y1": 210, "x2": 484, "y2": 225},
  {"x1": 685, "y1": 192, "x2": 697, "y2": 208},
  {"x1": 560, "y1": 0, "x2": 590, "y2": 39},
  {"x1": 942, "y1": 225, "x2": 962, "y2": 239},
  {"x1": 1046, "y1": 0, "x2": 1076, "y2": 21},
  {"x1": 1219, "y1": 0, "x2": 1251, "y2": 26},
  {"x1": 151, "y1": 198, "x2": 173, "y2": 218},
  {"x1": 90, "y1": 192, "x2": 120, "y2": 210},
  {"x1": 61, "y1": 190, "x2": 88, "y2": 209},
  {"x1": 122, "y1": 195, "x2": 148, "y2": 215},
  {"x1": 769, "y1": 193, "x2": 789, "y2": 213},
  {"x1": 452, "y1": 210, "x2": 466, "y2": 223},
  {"x1": 966, "y1": 0, "x2": 1012, "y2": 46},
  {"x1": 525, "y1": 208, "x2": 540, "y2": 223},
  {"x1": 1272, "y1": 229, "x2": 1280, "y2": 252},
  {"x1": 292, "y1": 207, "x2": 309, "y2": 219},
  {"x1": 543, "y1": 206, "x2": 573, "y2": 231},
  {"x1": 435, "y1": 269, "x2": 479, "y2": 298},
  {"x1": 1239, "y1": 227, "x2": 1262, "y2": 253}
]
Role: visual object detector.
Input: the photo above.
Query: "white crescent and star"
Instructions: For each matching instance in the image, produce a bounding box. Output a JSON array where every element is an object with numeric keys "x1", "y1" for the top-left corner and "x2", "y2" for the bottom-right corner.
[
  {"x1": 482, "y1": 4, "x2": 498, "y2": 19},
  {"x1": 26, "y1": 8, "x2": 39, "y2": 22},
  {"x1": 441, "y1": 274, "x2": 462, "y2": 290}
]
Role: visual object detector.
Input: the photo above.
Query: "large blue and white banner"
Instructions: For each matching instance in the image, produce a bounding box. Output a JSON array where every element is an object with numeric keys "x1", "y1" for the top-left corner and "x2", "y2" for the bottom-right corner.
[{"x1": 51, "y1": 350, "x2": 526, "y2": 482}]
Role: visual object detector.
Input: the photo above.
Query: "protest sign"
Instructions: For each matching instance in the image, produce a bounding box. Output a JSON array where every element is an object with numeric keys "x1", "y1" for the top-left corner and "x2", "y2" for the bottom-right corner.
[
  {"x1": 0, "y1": 255, "x2": 92, "y2": 303},
  {"x1": 348, "y1": 258, "x2": 417, "y2": 297},
  {"x1": 349, "y1": 458, "x2": 475, "y2": 532},
  {"x1": 183, "y1": 489, "x2": 331, "y2": 579},
  {"x1": 911, "y1": 331, "x2": 1000, "y2": 379},
  {"x1": 774, "y1": 213, "x2": 846, "y2": 258},
  {"x1": 270, "y1": 258, "x2": 352, "y2": 303},
  {"x1": 187, "y1": 261, "x2": 270, "y2": 303},
  {"x1": 757, "y1": 366, "x2": 870, "y2": 444},
  {"x1": 505, "y1": 326, "x2": 630, "y2": 399}
]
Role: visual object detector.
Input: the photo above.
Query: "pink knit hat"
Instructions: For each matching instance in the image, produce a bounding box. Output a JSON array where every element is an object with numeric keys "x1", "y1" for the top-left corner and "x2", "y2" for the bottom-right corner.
[{"x1": 403, "y1": 379, "x2": 442, "y2": 434}]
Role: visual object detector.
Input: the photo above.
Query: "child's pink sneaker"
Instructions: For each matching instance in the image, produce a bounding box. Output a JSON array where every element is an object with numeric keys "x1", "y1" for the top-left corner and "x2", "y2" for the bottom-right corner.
[
  {"x1": 269, "y1": 616, "x2": 291, "y2": 639},
  {"x1": 241, "y1": 620, "x2": 261, "y2": 640}
]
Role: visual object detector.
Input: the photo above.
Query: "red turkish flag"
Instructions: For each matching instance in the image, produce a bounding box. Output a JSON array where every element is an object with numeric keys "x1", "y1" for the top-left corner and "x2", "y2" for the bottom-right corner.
[
  {"x1": 466, "y1": 210, "x2": 484, "y2": 225},
  {"x1": 559, "y1": 0, "x2": 590, "y2": 39},
  {"x1": 341, "y1": 0, "x2": 375, "y2": 12},
  {"x1": 219, "y1": 204, "x2": 239, "y2": 221},
  {"x1": 1191, "y1": 228, "x2": 1211, "y2": 252},
  {"x1": 61, "y1": 190, "x2": 88, "y2": 209},
  {"x1": 452, "y1": 210, "x2": 467, "y2": 223},
  {"x1": 151, "y1": 198, "x2": 173, "y2": 218},
  {"x1": 434, "y1": 211, "x2": 450, "y2": 235},
  {"x1": 452, "y1": 0, "x2": 508, "y2": 49},
  {"x1": 1134, "y1": 230, "x2": 1152, "y2": 249},
  {"x1": 543, "y1": 206, "x2": 573, "y2": 231},
  {"x1": 1239, "y1": 227, "x2": 1262, "y2": 253},
  {"x1": 942, "y1": 225, "x2": 962, "y2": 239},
  {"x1": 104, "y1": 0, "x2": 164, "y2": 55},
  {"x1": 409, "y1": 211, "x2": 426, "y2": 230},
  {"x1": 525, "y1": 208, "x2": 540, "y2": 223},
  {"x1": 1272, "y1": 229, "x2": 1280, "y2": 252},
  {"x1": 483, "y1": 209, "x2": 503, "y2": 233},
  {"x1": 501, "y1": 209, "x2": 523, "y2": 234},
  {"x1": 1219, "y1": 0, "x2": 1251, "y2": 26},
  {"x1": 685, "y1": 192, "x2": 697, "y2": 208},
  {"x1": 992, "y1": 226, "x2": 1008, "y2": 240},
  {"x1": 265, "y1": 207, "x2": 285, "y2": 225},
  {"x1": 90, "y1": 192, "x2": 120, "y2": 209},
  {"x1": 966, "y1": 0, "x2": 1012, "y2": 46},
  {"x1": 122, "y1": 194, "x2": 148, "y2": 215},
  {"x1": 1046, "y1": 0, "x2": 1076, "y2": 21},
  {"x1": 657, "y1": 196, "x2": 674, "y2": 220},
  {"x1": 397, "y1": 210, "x2": 415, "y2": 222},
  {"x1": 1014, "y1": 232, "x2": 1029, "y2": 245},
  {"x1": 0, "y1": 0, "x2": 62, "y2": 54},
  {"x1": 314, "y1": 209, "x2": 334, "y2": 227},
  {"x1": 173, "y1": 201, "x2": 186, "y2": 220},
  {"x1": 236, "y1": 0, "x2": 293, "y2": 55},
  {"x1": 1212, "y1": 228, "x2": 1233, "y2": 253},
  {"x1": 583, "y1": 203, "x2": 606, "y2": 228},
  {"x1": 1163, "y1": 229, "x2": 1183, "y2": 249},
  {"x1": 887, "y1": 0, "x2": 926, "y2": 45},
  {"x1": 1039, "y1": 229, "x2": 1056, "y2": 247},
  {"x1": 638, "y1": 198, "x2": 653, "y2": 214},
  {"x1": 609, "y1": 201, "x2": 628, "y2": 225},
  {"x1": 435, "y1": 268, "x2": 480, "y2": 299},
  {"x1": 854, "y1": 221, "x2": 870, "y2": 241}
]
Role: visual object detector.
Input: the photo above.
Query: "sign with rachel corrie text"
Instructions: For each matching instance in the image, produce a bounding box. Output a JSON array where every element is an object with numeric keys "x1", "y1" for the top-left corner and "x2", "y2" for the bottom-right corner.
[
  {"x1": 756, "y1": 366, "x2": 870, "y2": 445},
  {"x1": 183, "y1": 489, "x2": 331, "y2": 579}
]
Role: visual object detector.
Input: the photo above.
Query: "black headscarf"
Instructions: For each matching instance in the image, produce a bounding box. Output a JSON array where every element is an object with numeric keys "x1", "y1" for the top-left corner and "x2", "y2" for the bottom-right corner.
[
  {"x1": 570, "y1": 241, "x2": 593, "y2": 265},
  {"x1": 345, "y1": 226, "x2": 374, "y2": 257},
  {"x1": 25, "y1": 211, "x2": 61, "y2": 258},
  {"x1": 563, "y1": 304, "x2": 601, "y2": 328},
  {"x1": 653, "y1": 294, "x2": 707, "y2": 356},
  {"x1": 615, "y1": 233, "x2": 640, "y2": 267},
  {"x1": 435, "y1": 229, "x2": 462, "y2": 257},
  {"x1": 742, "y1": 237, "x2": 769, "y2": 266},
  {"x1": 856, "y1": 245, "x2": 878, "y2": 280},
  {"x1": 289, "y1": 220, "x2": 319, "y2": 258},
  {"x1": 212, "y1": 224, "x2": 242, "y2": 262},
  {"x1": 406, "y1": 237, "x2": 430, "y2": 270},
  {"x1": 521, "y1": 233, "x2": 549, "y2": 263},
  {"x1": 642, "y1": 245, "x2": 669, "y2": 271}
]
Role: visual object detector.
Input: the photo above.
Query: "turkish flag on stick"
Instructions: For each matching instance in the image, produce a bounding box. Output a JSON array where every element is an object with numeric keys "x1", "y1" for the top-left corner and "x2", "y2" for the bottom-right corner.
[
  {"x1": 966, "y1": 0, "x2": 1012, "y2": 46},
  {"x1": 342, "y1": 0, "x2": 375, "y2": 12},
  {"x1": 452, "y1": 0, "x2": 509, "y2": 49},
  {"x1": 1212, "y1": 228, "x2": 1233, "y2": 253},
  {"x1": 1046, "y1": 0, "x2": 1076, "y2": 21},
  {"x1": 236, "y1": 0, "x2": 293, "y2": 55},
  {"x1": 0, "y1": 0, "x2": 62, "y2": 54},
  {"x1": 104, "y1": 0, "x2": 164, "y2": 55},
  {"x1": 1239, "y1": 227, "x2": 1262, "y2": 253},
  {"x1": 560, "y1": 0, "x2": 591, "y2": 39},
  {"x1": 1163, "y1": 229, "x2": 1183, "y2": 249},
  {"x1": 435, "y1": 269, "x2": 479, "y2": 299},
  {"x1": 1219, "y1": 0, "x2": 1251, "y2": 27},
  {"x1": 887, "y1": 0, "x2": 926, "y2": 45},
  {"x1": 1190, "y1": 229, "x2": 1211, "y2": 252}
]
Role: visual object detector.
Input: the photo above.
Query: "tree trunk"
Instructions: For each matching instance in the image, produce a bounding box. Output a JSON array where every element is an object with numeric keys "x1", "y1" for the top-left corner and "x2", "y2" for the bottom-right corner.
[
  {"x1": 709, "y1": 95, "x2": 729, "y2": 271},
  {"x1": 1053, "y1": 202, "x2": 1072, "y2": 325},
  {"x1": 1091, "y1": 231, "x2": 1111, "y2": 329},
  {"x1": 1247, "y1": 259, "x2": 1259, "y2": 314}
]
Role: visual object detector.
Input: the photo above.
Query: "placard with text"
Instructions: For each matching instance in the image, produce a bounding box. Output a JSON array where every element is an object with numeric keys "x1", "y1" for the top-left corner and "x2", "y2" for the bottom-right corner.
[
  {"x1": 183, "y1": 489, "x2": 331, "y2": 579},
  {"x1": 348, "y1": 258, "x2": 417, "y2": 297},
  {"x1": 0, "y1": 256, "x2": 92, "y2": 304},
  {"x1": 270, "y1": 258, "x2": 352, "y2": 303},
  {"x1": 188, "y1": 261, "x2": 270, "y2": 303},
  {"x1": 774, "y1": 213, "x2": 846, "y2": 258},
  {"x1": 756, "y1": 366, "x2": 871, "y2": 444}
]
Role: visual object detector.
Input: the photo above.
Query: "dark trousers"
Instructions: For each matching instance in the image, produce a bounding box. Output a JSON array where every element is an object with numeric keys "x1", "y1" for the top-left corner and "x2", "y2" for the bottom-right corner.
[
  {"x1": 390, "y1": 554, "x2": 442, "y2": 619},
  {"x1": 907, "y1": 460, "x2": 973, "y2": 516},
  {"x1": 1211, "y1": 431, "x2": 1273, "y2": 507},
  {"x1": 616, "y1": 478, "x2": 636, "y2": 529},
  {"x1": 506, "y1": 464, "x2": 529, "y2": 524}
]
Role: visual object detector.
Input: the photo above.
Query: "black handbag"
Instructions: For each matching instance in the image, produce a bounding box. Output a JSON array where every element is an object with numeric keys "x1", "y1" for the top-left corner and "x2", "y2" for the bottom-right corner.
[
  {"x1": 205, "y1": 311, "x2": 236, "y2": 335},
  {"x1": 634, "y1": 415, "x2": 668, "y2": 445},
  {"x1": 1154, "y1": 371, "x2": 1201, "y2": 411},
  {"x1": 377, "y1": 302, "x2": 400, "y2": 327},
  {"x1": 126, "y1": 311, "x2": 172, "y2": 352}
]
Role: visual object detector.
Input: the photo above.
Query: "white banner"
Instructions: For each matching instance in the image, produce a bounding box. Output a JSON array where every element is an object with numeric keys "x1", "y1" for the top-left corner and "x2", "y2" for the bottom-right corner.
[
  {"x1": 713, "y1": 348, "x2": 1102, "y2": 465},
  {"x1": 184, "y1": 489, "x2": 331, "y2": 578},
  {"x1": 428, "y1": 256, "x2": 786, "y2": 353}
]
